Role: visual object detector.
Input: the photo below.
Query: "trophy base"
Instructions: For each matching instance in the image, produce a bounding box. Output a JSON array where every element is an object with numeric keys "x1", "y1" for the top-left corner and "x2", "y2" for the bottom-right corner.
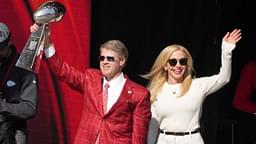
[{"x1": 15, "y1": 24, "x2": 45, "y2": 73}]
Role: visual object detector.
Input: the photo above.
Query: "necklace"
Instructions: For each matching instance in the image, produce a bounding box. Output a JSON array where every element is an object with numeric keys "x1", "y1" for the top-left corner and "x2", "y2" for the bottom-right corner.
[{"x1": 165, "y1": 82, "x2": 180, "y2": 96}]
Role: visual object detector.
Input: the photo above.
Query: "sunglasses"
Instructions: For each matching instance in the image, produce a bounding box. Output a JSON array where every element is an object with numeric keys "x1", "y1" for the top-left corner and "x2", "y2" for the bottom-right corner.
[
  {"x1": 167, "y1": 58, "x2": 188, "y2": 66},
  {"x1": 98, "y1": 56, "x2": 115, "y2": 62}
]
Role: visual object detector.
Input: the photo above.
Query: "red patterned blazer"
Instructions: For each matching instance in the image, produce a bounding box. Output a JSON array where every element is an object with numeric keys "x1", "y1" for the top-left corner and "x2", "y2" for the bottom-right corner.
[{"x1": 47, "y1": 54, "x2": 151, "y2": 144}]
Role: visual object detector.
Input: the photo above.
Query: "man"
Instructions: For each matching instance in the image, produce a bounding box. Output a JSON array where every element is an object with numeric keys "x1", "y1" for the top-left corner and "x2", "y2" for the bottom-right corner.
[
  {"x1": 0, "y1": 22, "x2": 38, "y2": 144},
  {"x1": 233, "y1": 61, "x2": 256, "y2": 144},
  {"x1": 30, "y1": 23, "x2": 151, "y2": 144}
]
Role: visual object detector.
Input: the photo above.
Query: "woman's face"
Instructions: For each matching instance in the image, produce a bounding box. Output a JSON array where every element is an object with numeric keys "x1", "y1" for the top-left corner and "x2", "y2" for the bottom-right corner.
[{"x1": 164, "y1": 50, "x2": 188, "y2": 84}]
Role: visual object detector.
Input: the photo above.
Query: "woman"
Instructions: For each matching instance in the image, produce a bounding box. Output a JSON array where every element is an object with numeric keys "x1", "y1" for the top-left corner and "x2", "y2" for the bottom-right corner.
[{"x1": 145, "y1": 29, "x2": 241, "y2": 144}]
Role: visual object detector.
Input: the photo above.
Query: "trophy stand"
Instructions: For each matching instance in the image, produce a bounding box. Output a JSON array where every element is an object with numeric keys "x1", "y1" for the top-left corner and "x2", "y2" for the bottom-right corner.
[{"x1": 15, "y1": 24, "x2": 46, "y2": 73}]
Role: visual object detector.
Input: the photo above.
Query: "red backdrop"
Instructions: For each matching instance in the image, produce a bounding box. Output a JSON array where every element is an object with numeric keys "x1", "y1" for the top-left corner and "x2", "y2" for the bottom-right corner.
[{"x1": 0, "y1": 0, "x2": 91, "y2": 143}]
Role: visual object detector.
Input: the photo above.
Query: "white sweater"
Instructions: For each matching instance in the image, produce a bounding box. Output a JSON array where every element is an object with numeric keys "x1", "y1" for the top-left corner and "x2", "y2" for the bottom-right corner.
[{"x1": 147, "y1": 41, "x2": 236, "y2": 144}]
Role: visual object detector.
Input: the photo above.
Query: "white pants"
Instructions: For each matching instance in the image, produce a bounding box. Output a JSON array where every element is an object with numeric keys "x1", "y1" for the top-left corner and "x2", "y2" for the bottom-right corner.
[{"x1": 156, "y1": 133, "x2": 204, "y2": 144}]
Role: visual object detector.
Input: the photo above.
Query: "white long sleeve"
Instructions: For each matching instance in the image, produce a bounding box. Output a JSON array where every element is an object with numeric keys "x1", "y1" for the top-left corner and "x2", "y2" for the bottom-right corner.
[
  {"x1": 43, "y1": 43, "x2": 56, "y2": 58},
  {"x1": 147, "y1": 41, "x2": 236, "y2": 144}
]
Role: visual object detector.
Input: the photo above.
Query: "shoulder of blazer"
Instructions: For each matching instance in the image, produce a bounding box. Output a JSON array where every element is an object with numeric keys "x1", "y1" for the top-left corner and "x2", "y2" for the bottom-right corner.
[
  {"x1": 125, "y1": 78, "x2": 149, "y2": 93},
  {"x1": 11, "y1": 66, "x2": 38, "y2": 80},
  {"x1": 84, "y1": 68, "x2": 103, "y2": 81},
  {"x1": 86, "y1": 68, "x2": 101, "y2": 75}
]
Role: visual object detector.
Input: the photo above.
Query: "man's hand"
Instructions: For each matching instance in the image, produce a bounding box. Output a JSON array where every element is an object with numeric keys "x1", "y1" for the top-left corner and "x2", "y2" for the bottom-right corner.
[
  {"x1": 30, "y1": 23, "x2": 40, "y2": 32},
  {"x1": 30, "y1": 23, "x2": 52, "y2": 48}
]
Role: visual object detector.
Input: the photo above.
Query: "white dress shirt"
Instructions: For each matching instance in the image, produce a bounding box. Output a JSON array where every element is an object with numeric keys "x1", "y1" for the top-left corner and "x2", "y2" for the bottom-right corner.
[{"x1": 103, "y1": 73, "x2": 126, "y2": 112}]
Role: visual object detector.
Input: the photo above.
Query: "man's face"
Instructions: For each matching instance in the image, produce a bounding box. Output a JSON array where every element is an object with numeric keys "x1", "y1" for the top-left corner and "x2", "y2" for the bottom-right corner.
[{"x1": 99, "y1": 48, "x2": 125, "y2": 81}]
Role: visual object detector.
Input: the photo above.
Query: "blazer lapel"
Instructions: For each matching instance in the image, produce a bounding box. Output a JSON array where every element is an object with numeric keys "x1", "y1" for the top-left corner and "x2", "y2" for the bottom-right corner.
[
  {"x1": 93, "y1": 77, "x2": 104, "y2": 116},
  {"x1": 106, "y1": 79, "x2": 133, "y2": 115}
]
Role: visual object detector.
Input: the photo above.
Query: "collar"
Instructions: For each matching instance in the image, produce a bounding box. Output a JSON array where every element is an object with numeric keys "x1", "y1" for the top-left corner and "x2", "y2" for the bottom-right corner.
[{"x1": 103, "y1": 72, "x2": 125, "y2": 88}]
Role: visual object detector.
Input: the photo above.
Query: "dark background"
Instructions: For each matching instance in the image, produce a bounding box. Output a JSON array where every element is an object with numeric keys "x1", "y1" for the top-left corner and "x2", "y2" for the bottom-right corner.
[{"x1": 90, "y1": 0, "x2": 255, "y2": 144}]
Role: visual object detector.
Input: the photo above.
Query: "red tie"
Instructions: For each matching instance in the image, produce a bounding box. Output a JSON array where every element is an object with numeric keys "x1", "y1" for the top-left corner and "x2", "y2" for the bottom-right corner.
[
  {"x1": 95, "y1": 83, "x2": 110, "y2": 144},
  {"x1": 103, "y1": 83, "x2": 110, "y2": 113}
]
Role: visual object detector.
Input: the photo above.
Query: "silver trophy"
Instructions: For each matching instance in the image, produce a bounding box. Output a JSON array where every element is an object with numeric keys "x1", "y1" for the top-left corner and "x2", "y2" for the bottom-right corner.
[{"x1": 15, "y1": 1, "x2": 65, "y2": 73}]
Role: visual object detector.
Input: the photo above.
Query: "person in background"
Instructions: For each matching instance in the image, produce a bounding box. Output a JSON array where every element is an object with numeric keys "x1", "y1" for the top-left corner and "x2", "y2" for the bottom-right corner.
[
  {"x1": 0, "y1": 22, "x2": 38, "y2": 144},
  {"x1": 144, "y1": 28, "x2": 241, "y2": 144},
  {"x1": 30, "y1": 23, "x2": 151, "y2": 144},
  {"x1": 233, "y1": 60, "x2": 256, "y2": 144}
]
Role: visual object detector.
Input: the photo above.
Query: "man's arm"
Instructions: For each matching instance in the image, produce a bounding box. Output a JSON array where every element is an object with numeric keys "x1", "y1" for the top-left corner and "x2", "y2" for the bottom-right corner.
[
  {"x1": 0, "y1": 71, "x2": 38, "y2": 119},
  {"x1": 233, "y1": 62, "x2": 256, "y2": 114},
  {"x1": 30, "y1": 23, "x2": 87, "y2": 93},
  {"x1": 132, "y1": 90, "x2": 151, "y2": 144}
]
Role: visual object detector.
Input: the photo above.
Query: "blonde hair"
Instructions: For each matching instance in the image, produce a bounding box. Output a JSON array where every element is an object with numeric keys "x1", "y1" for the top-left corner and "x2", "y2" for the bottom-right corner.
[
  {"x1": 100, "y1": 40, "x2": 128, "y2": 68},
  {"x1": 143, "y1": 44, "x2": 194, "y2": 102}
]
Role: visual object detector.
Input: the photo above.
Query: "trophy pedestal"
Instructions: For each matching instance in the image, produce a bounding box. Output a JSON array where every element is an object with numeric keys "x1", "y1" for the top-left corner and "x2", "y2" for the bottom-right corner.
[{"x1": 15, "y1": 24, "x2": 46, "y2": 72}]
